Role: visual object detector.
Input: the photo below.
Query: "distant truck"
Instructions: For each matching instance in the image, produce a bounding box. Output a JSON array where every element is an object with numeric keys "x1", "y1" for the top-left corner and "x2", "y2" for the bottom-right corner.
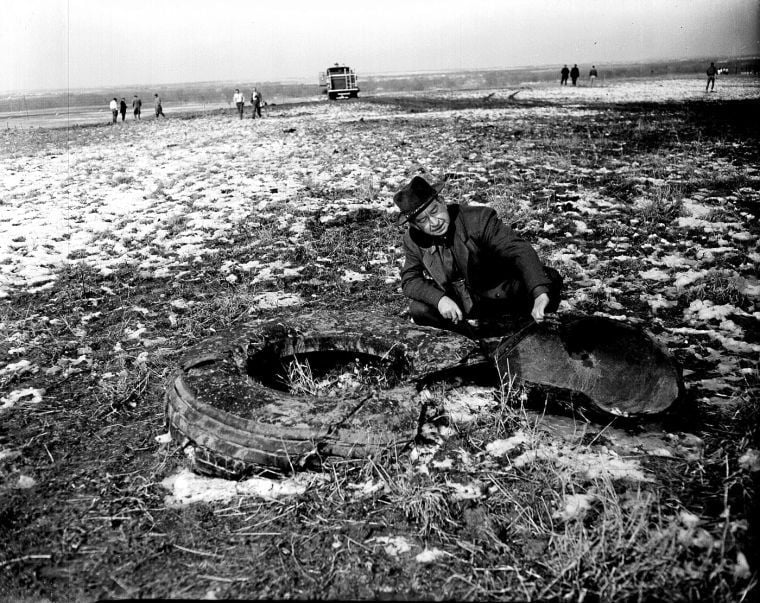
[{"x1": 319, "y1": 63, "x2": 359, "y2": 100}]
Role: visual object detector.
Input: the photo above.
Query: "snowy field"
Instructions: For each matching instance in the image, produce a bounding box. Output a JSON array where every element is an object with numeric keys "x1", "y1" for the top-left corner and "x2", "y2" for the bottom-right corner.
[
  {"x1": 2, "y1": 77, "x2": 758, "y2": 291},
  {"x1": 1, "y1": 79, "x2": 758, "y2": 393},
  {"x1": 1, "y1": 77, "x2": 759, "y2": 600}
]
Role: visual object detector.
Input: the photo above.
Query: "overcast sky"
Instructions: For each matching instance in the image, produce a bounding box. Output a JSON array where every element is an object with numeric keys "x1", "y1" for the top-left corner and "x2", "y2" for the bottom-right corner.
[{"x1": 1, "y1": 0, "x2": 758, "y2": 93}]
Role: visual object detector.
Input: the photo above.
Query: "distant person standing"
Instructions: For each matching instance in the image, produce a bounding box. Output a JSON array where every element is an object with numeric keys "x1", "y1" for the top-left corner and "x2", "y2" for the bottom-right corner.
[
  {"x1": 560, "y1": 65, "x2": 570, "y2": 85},
  {"x1": 589, "y1": 65, "x2": 598, "y2": 87},
  {"x1": 233, "y1": 88, "x2": 245, "y2": 119},
  {"x1": 570, "y1": 64, "x2": 580, "y2": 86},
  {"x1": 132, "y1": 94, "x2": 142, "y2": 120},
  {"x1": 119, "y1": 97, "x2": 127, "y2": 122},
  {"x1": 154, "y1": 93, "x2": 165, "y2": 118},
  {"x1": 109, "y1": 98, "x2": 118, "y2": 124},
  {"x1": 251, "y1": 87, "x2": 263, "y2": 119},
  {"x1": 706, "y1": 62, "x2": 717, "y2": 92}
]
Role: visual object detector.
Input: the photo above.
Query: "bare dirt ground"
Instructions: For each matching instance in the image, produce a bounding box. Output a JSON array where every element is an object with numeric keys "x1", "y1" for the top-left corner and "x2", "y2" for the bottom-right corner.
[{"x1": 1, "y1": 77, "x2": 759, "y2": 601}]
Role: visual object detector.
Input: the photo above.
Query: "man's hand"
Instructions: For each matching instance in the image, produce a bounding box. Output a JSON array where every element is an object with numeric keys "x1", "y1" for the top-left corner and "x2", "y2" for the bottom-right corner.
[
  {"x1": 531, "y1": 293, "x2": 551, "y2": 323},
  {"x1": 437, "y1": 296, "x2": 463, "y2": 324}
]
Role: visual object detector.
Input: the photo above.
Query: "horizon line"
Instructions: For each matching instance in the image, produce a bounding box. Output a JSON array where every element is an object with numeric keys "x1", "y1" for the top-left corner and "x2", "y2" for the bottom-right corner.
[{"x1": 3, "y1": 53, "x2": 758, "y2": 97}]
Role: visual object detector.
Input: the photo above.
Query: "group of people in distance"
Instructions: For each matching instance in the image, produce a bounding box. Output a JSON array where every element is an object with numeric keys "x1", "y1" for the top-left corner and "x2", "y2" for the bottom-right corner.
[
  {"x1": 109, "y1": 88, "x2": 264, "y2": 124},
  {"x1": 108, "y1": 94, "x2": 163, "y2": 124},
  {"x1": 560, "y1": 62, "x2": 720, "y2": 91},
  {"x1": 560, "y1": 64, "x2": 598, "y2": 86},
  {"x1": 233, "y1": 87, "x2": 264, "y2": 119}
]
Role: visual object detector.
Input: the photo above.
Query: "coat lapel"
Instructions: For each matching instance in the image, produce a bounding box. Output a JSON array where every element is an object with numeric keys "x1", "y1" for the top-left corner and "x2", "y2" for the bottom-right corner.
[
  {"x1": 452, "y1": 211, "x2": 475, "y2": 281},
  {"x1": 422, "y1": 248, "x2": 447, "y2": 289}
]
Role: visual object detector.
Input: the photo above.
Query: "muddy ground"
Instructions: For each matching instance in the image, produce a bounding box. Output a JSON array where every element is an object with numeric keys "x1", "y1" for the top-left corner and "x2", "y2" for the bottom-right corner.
[{"x1": 1, "y1": 78, "x2": 759, "y2": 601}]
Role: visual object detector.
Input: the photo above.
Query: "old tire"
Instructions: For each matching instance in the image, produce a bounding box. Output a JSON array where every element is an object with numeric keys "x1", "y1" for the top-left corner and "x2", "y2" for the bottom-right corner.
[{"x1": 165, "y1": 311, "x2": 478, "y2": 478}]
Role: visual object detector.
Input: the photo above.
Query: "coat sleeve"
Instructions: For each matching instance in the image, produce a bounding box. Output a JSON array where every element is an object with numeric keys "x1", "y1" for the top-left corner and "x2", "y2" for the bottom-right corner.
[
  {"x1": 400, "y1": 232, "x2": 446, "y2": 307},
  {"x1": 477, "y1": 209, "x2": 551, "y2": 296}
]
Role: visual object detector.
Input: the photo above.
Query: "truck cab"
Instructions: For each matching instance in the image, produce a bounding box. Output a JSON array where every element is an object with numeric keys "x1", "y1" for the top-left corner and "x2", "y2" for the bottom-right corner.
[{"x1": 319, "y1": 63, "x2": 360, "y2": 100}]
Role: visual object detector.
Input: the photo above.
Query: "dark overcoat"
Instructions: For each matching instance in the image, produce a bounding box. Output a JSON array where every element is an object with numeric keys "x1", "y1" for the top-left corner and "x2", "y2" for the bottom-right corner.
[{"x1": 400, "y1": 204, "x2": 551, "y2": 308}]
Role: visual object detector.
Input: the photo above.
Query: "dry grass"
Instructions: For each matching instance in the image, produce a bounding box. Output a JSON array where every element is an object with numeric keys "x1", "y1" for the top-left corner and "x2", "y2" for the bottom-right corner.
[
  {"x1": 638, "y1": 192, "x2": 685, "y2": 231},
  {"x1": 0, "y1": 91, "x2": 758, "y2": 601},
  {"x1": 684, "y1": 270, "x2": 751, "y2": 308}
]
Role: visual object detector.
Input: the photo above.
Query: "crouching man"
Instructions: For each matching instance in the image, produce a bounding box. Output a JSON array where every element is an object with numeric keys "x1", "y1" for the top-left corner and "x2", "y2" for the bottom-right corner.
[{"x1": 394, "y1": 176, "x2": 562, "y2": 333}]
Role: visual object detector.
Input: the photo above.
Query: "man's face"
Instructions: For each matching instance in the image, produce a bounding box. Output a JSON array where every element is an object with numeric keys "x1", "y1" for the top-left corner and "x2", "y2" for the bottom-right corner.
[{"x1": 412, "y1": 198, "x2": 450, "y2": 236}]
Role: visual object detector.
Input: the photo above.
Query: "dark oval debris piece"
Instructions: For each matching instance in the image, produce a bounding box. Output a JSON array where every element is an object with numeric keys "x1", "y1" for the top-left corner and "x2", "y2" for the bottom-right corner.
[{"x1": 494, "y1": 315, "x2": 684, "y2": 417}]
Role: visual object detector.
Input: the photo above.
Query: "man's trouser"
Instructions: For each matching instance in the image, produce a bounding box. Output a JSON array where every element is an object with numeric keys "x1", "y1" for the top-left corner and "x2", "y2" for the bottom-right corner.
[{"x1": 408, "y1": 266, "x2": 563, "y2": 333}]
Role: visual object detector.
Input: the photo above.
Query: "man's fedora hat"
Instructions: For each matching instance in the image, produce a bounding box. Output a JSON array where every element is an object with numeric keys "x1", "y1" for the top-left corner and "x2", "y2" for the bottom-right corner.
[{"x1": 393, "y1": 176, "x2": 445, "y2": 225}]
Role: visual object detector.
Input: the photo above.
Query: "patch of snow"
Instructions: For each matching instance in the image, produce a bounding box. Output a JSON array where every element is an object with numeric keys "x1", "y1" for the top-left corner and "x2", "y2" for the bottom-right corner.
[
  {"x1": 739, "y1": 279, "x2": 760, "y2": 297},
  {"x1": 341, "y1": 269, "x2": 369, "y2": 283},
  {"x1": 154, "y1": 432, "x2": 173, "y2": 444},
  {"x1": 680, "y1": 199, "x2": 713, "y2": 218},
  {"x1": 431, "y1": 458, "x2": 453, "y2": 470},
  {"x1": 659, "y1": 254, "x2": 693, "y2": 268},
  {"x1": 170, "y1": 299, "x2": 190, "y2": 311},
  {"x1": 716, "y1": 336, "x2": 760, "y2": 354},
  {"x1": 409, "y1": 442, "x2": 439, "y2": 468},
  {"x1": 0, "y1": 359, "x2": 34, "y2": 377},
  {"x1": 639, "y1": 268, "x2": 670, "y2": 281},
  {"x1": 669, "y1": 326, "x2": 760, "y2": 354},
  {"x1": 161, "y1": 468, "x2": 319, "y2": 506},
  {"x1": 442, "y1": 386, "x2": 494, "y2": 424},
  {"x1": 734, "y1": 552, "x2": 752, "y2": 580},
  {"x1": 677, "y1": 526, "x2": 717, "y2": 549},
  {"x1": 674, "y1": 269, "x2": 709, "y2": 288},
  {"x1": 0, "y1": 449, "x2": 20, "y2": 463},
  {"x1": 486, "y1": 431, "x2": 529, "y2": 457},
  {"x1": 153, "y1": 267, "x2": 173, "y2": 279},
  {"x1": 675, "y1": 215, "x2": 742, "y2": 233},
  {"x1": 738, "y1": 449, "x2": 760, "y2": 473},
  {"x1": 0, "y1": 387, "x2": 45, "y2": 411},
  {"x1": 282, "y1": 267, "x2": 304, "y2": 278},
  {"x1": 574, "y1": 220, "x2": 590, "y2": 234},
  {"x1": 124, "y1": 324, "x2": 147, "y2": 340},
  {"x1": 679, "y1": 510, "x2": 701, "y2": 528},
  {"x1": 512, "y1": 444, "x2": 652, "y2": 482},
  {"x1": 697, "y1": 247, "x2": 736, "y2": 261},
  {"x1": 731, "y1": 231, "x2": 753, "y2": 242},
  {"x1": 684, "y1": 300, "x2": 742, "y2": 323},
  {"x1": 448, "y1": 481, "x2": 484, "y2": 500},
  {"x1": 641, "y1": 293, "x2": 677, "y2": 314},
  {"x1": 15, "y1": 475, "x2": 37, "y2": 489},
  {"x1": 415, "y1": 548, "x2": 449, "y2": 564},
  {"x1": 553, "y1": 492, "x2": 595, "y2": 522},
  {"x1": 251, "y1": 292, "x2": 303, "y2": 310},
  {"x1": 238, "y1": 260, "x2": 262, "y2": 272},
  {"x1": 371, "y1": 536, "x2": 412, "y2": 557},
  {"x1": 347, "y1": 479, "x2": 386, "y2": 498}
]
